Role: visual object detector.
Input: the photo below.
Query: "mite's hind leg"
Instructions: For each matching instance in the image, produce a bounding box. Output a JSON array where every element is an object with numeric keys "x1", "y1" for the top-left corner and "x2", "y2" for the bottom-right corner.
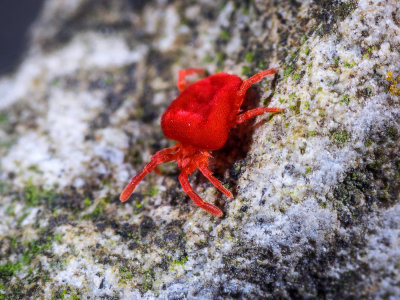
[
  {"x1": 236, "y1": 107, "x2": 283, "y2": 124},
  {"x1": 238, "y1": 68, "x2": 277, "y2": 97},
  {"x1": 120, "y1": 145, "x2": 179, "y2": 202},
  {"x1": 199, "y1": 166, "x2": 233, "y2": 199},
  {"x1": 179, "y1": 172, "x2": 223, "y2": 217},
  {"x1": 177, "y1": 68, "x2": 206, "y2": 92}
]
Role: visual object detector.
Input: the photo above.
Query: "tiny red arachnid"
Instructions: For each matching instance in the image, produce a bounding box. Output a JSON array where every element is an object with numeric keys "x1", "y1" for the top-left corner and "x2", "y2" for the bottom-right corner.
[{"x1": 120, "y1": 68, "x2": 282, "y2": 217}]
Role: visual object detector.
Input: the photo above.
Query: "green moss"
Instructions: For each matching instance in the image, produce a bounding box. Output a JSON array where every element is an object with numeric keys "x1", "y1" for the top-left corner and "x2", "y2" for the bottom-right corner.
[
  {"x1": 363, "y1": 46, "x2": 377, "y2": 58},
  {"x1": 234, "y1": 163, "x2": 241, "y2": 172},
  {"x1": 224, "y1": 256, "x2": 241, "y2": 267},
  {"x1": 245, "y1": 52, "x2": 254, "y2": 62},
  {"x1": 22, "y1": 237, "x2": 53, "y2": 264},
  {"x1": 340, "y1": 94, "x2": 351, "y2": 105},
  {"x1": 172, "y1": 255, "x2": 188, "y2": 266},
  {"x1": 58, "y1": 289, "x2": 68, "y2": 299},
  {"x1": 82, "y1": 199, "x2": 108, "y2": 219},
  {"x1": 25, "y1": 184, "x2": 41, "y2": 206},
  {"x1": 0, "y1": 261, "x2": 22, "y2": 279},
  {"x1": 283, "y1": 66, "x2": 293, "y2": 79},
  {"x1": 367, "y1": 160, "x2": 381, "y2": 171},
  {"x1": 0, "y1": 182, "x2": 8, "y2": 195},
  {"x1": 279, "y1": 98, "x2": 285, "y2": 104},
  {"x1": 54, "y1": 287, "x2": 80, "y2": 300},
  {"x1": 5, "y1": 204, "x2": 15, "y2": 216},
  {"x1": 71, "y1": 293, "x2": 80, "y2": 300},
  {"x1": 386, "y1": 126, "x2": 398, "y2": 140},
  {"x1": 27, "y1": 165, "x2": 44, "y2": 174},
  {"x1": 0, "y1": 233, "x2": 62, "y2": 282},
  {"x1": 339, "y1": 1, "x2": 357, "y2": 16},
  {"x1": 365, "y1": 86, "x2": 373, "y2": 97},
  {"x1": 258, "y1": 61, "x2": 267, "y2": 70},
  {"x1": 303, "y1": 101, "x2": 310, "y2": 110},
  {"x1": 82, "y1": 204, "x2": 103, "y2": 219},
  {"x1": 148, "y1": 186, "x2": 158, "y2": 197},
  {"x1": 343, "y1": 60, "x2": 356, "y2": 68},
  {"x1": 83, "y1": 197, "x2": 91, "y2": 208},
  {"x1": 142, "y1": 270, "x2": 154, "y2": 292},
  {"x1": 333, "y1": 57, "x2": 340, "y2": 64},
  {"x1": 24, "y1": 183, "x2": 56, "y2": 207},
  {"x1": 364, "y1": 139, "x2": 373, "y2": 147},
  {"x1": 368, "y1": 46, "x2": 376, "y2": 54},
  {"x1": 119, "y1": 266, "x2": 133, "y2": 284},
  {"x1": 0, "y1": 113, "x2": 8, "y2": 123},
  {"x1": 292, "y1": 72, "x2": 301, "y2": 81},
  {"x1": 220, "y1": 29, "x2": 229, "y2": 41},
  {"x1": 288, "y1": 96, "x2": 301, "y2": 113},
  {"x1": 223, "y1": 183, "x2": 231, "y2": 190},
  {"x1": 134, "y1": 201, "x2": 143, "y2": 215},
  {"x1": 307, "y1": 131, "x2": 316, "y2": 137},
  {"x1": 202, "y1": 55, "x2": 214, "y2": 63},
  {"x1": 7, "y1": 236, "x2": 18, "y2": 249},
  {"x1": 54, "y1": 233, "x2": 63, "y2": 242},
  {"x1": 216, "y1": 52, "x2": 226, "y2": 66},
  {"x1": 332, "y1": 130, "x2": 350, "y2": 146},
  {"x1": 305, "y1": 167, "x2": 312, "y2": 174},
  {"x1": 241, "y1": 66, "x2": 251, "y2": 76},
  {"x1": 42, "y1": 275, "x2": 50, "y2": 281},
  {"x1": 17, "y1": 211, "x2": 29, "y2": 225},
  {"x1": 304, "y1": 47, "x2": 310, "y2": 56}
]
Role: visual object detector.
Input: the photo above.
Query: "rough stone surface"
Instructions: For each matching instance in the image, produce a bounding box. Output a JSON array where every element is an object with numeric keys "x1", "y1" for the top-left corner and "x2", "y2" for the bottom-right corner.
[{"x1": 0, "y1": 0, "x2": 399, "y2": 299}]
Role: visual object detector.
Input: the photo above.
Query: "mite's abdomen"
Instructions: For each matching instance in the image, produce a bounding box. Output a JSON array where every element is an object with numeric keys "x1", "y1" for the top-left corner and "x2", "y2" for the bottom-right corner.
[{"x1": 161, "y1": 73, "x2": 242, "y2": 150}]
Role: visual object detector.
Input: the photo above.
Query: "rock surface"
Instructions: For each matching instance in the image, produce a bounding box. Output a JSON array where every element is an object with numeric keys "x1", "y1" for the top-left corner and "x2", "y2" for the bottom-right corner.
[{"x1": 0, "y1": 0, "x2": 399, "y2": 299}]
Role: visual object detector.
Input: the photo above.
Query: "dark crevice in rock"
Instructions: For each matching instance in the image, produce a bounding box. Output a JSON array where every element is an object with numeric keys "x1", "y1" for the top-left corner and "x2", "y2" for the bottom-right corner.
[{"x1": 218, "y1": 231, "x2": 369, "y2": 298}]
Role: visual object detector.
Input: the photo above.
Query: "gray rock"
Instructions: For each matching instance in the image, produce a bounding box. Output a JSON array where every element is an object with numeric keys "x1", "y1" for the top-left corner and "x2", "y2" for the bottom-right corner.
[{"x1": 0, "y1": 0, "x2": 399, "y2": 299}]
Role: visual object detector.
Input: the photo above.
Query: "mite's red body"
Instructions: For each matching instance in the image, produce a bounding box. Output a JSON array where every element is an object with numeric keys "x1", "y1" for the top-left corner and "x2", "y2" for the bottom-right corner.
[
  {"x1": 120, "y1": 68, "x2": 282, "y2": 217},
  {"x1": 162, "y1": 73, "x2": 242, "y2": 150}
]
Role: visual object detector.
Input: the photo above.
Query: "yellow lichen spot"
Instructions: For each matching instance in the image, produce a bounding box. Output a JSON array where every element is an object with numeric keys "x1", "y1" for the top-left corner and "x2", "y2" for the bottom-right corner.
[{"x1": 386, "y1": 72, "x2": 400, "y2": 95}]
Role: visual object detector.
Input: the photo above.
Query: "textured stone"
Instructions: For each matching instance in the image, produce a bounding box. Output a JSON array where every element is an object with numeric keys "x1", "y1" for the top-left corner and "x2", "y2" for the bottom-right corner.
[{"x1": 0, "y1": 0, "x2": 399, "y2": 299}]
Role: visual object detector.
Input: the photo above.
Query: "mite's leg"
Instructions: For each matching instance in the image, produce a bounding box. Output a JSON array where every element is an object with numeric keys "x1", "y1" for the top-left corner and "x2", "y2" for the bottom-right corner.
[
  {"x1": 236, "y1": 107, "x2": 283, "y2": 124},
  {"x1": 199, "y1": 166, "x2": 233, "y2": 199},
  {"x1": 238, "y1": 68, "x2": 277, "y2": 97},
  {"x1": 120, "y1": 145, "x2": 179, "y2": 202},
  {"x1": 177, "y1": 68, "x2": 206, "y2": 92},
  {"x1": 179, "y1": 172, "x2": 223, "y2": 217}
]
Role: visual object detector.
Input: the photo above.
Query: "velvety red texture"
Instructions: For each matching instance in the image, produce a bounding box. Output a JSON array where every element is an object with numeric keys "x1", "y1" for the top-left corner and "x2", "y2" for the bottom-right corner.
[{"x1": 161, "y1": 73, "x2": 243, "y2": 150}]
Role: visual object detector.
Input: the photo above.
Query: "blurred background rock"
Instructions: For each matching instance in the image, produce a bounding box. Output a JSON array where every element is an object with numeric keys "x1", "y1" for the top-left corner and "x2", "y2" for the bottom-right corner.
[{"x1": 0, "y1": 0, "x2": 44, "y2": 75}]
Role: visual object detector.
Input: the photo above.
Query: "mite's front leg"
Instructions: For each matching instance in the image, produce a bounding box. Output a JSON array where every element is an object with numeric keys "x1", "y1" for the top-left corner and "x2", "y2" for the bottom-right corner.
[{"x1": 178, "y1": 171, "x2": 223, "y2": 217}]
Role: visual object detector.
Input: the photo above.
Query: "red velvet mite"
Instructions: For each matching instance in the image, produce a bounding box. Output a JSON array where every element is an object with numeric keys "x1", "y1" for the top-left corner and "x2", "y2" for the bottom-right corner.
[{"x1": 120, "y1": 68, "x2": 282, "y2": 217}]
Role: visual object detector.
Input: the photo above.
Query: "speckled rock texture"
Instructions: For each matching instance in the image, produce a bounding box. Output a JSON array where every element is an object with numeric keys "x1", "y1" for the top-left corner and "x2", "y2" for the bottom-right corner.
[{"x1": 0, "y1": 0, "x2": 399, "y2": 299}]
